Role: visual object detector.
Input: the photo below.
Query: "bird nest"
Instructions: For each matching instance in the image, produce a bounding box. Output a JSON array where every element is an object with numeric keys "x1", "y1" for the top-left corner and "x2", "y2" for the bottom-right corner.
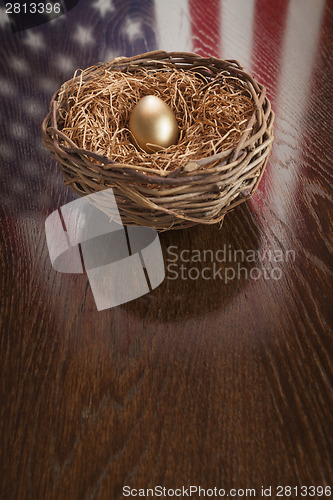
[{"x1": 42, "y1": 50, "x2": 274, "y2": 231}]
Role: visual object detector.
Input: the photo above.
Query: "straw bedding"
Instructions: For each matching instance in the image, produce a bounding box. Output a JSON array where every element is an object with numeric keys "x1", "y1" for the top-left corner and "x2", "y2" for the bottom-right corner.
[{"x1": 57, "y1": 66, "x2": 255, "y2": 172}]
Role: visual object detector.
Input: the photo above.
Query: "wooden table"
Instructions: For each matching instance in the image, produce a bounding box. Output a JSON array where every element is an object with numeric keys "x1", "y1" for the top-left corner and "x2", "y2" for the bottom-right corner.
[{"x1": 1, "y1": 0, "x2": 332, "y2": 498}]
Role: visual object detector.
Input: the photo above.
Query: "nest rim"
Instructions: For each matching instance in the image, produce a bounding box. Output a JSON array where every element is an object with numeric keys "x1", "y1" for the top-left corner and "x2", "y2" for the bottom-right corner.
[{"x1": 41, "y1": 50, "x2": 274, "y2": 231}]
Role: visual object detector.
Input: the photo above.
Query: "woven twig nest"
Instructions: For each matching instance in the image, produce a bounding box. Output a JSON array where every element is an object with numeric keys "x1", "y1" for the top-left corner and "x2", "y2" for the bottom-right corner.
[{"x1": 42, "y1": 50, "x2": 274, "y2": 231}]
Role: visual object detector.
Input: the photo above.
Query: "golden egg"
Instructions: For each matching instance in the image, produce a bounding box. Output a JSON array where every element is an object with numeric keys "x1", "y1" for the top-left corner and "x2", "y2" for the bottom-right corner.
[{"x1": 129, "y1": 95, "x2": 179, "y2": 153}]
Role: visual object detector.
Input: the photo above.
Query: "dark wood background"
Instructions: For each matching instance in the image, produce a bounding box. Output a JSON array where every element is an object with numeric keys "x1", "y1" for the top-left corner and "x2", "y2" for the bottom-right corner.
[{"x1": 0, "y1": 0, "x2": 332, "y2": 499}]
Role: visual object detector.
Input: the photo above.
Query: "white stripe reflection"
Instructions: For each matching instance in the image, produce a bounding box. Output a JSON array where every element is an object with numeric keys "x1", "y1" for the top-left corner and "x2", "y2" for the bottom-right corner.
[
  {"x1": 273, "y1": 0, "x2": 325, "y2": 220},
  {"x1": 155, "y1": 0, "x2": 192, "y2": 52},
  {"x1": 221, "y1": 0, "x2": 255, "y2": 73}
]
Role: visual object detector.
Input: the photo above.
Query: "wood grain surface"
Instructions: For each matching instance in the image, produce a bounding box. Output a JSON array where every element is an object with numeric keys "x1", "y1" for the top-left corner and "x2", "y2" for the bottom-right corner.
[{"x1": 0, "y1": 0, "x2": 332, "y2": 499}]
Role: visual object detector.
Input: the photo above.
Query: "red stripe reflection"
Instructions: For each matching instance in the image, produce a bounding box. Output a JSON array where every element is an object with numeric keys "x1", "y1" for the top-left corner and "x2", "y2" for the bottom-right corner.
[
  {"x1": 189, "y1": 0, "x2": 221, "y2": 57},
  {"x1": 253, "y1": 0, "x2": 289, "y2": 108}
]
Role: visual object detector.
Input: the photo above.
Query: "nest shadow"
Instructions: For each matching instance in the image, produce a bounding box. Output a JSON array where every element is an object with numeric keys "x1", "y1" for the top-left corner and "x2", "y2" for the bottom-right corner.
[{"x1": 120, "y1": 200, "x2": 262, "y2": 323}]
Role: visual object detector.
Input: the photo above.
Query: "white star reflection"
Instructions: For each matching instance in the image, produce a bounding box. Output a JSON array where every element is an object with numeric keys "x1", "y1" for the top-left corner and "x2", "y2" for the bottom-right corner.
[
  {"x1": 12, "y1": 177, "x2": 26, "y2": 195},
  {"x1": 72, "y1": 25, "x2": 95, "y2": 47},
  {"x1": 102, "y1": 48, "x2": 121, "y2": 63},
  {"x1": 0, "y1": 78, "x2": 16, "y2": 96},
  {"x1": 0, "y1": 7, "x2": 9, "y2": 28},
  {"x1": 24, "y1": 98, "x2": 44, "y2": 118},
  {"x1": 22, "y1": 160, "x2": 38, "y2": 175},
  {"x1": 122, "y1": 18, "x2": 143, "y2": 43},
  {"x1": 39, "y1": 76, "x2": 58, "y2": 93},
  {"x1": 24, "y1": 31, "x2": 45, "y2": 50},
  {"x1": 93, "y1": 0, "x2": 115, "y2": 17},
  {"x1": 54, "y1": 54, "x2": 76, "y2": 74},
  {"x1": 11, "y1": 123, "x2": 29, "y2": 140},
  {"x1": 0, "y1": 143, "x2": 14, "y2": 161},
  {"x1": 9, "y1": 57, "x2": 29, "y2": 73}
]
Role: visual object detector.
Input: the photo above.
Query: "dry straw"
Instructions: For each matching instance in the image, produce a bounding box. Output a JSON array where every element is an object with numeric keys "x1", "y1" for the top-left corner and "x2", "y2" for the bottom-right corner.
[{"x1": 42, "y1": 50, "x2": 274, "y2": 231}]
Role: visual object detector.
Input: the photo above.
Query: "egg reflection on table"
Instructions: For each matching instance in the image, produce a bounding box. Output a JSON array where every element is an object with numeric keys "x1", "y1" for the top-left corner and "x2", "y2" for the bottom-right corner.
[{"x1": 129, "y1": 95, "x2": 179, "y2": 153}]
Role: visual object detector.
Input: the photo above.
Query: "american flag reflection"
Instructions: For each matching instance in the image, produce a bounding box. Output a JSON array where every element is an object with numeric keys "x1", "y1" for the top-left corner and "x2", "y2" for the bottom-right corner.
[{"x1": 0, "y1": 0, "x2": 329, "y2": 226}]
